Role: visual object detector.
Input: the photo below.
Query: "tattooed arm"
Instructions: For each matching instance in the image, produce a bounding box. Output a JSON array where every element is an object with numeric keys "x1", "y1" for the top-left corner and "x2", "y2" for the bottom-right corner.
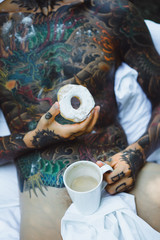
[
  {"x1": 117, "y1": 1, "x2": 160, "y2": 105},
  {"x1": 24, "y1": 102, "x2": 100, "y2": 148},
  {"x1": 97, "y1": 103, "x2": 160, "y2": 194},
  {"x1": 0, "y1": 133, "x2": 27, "y2": 165},
  {"x1": 0, "y1": 102, "x2": 100, "y2": 165},
  {"x1": 96, "y1": 0, "x2": 160, "y2": 194},
  {"x1": 138, "y1": 103, "x2": 160, "y2": 158}
]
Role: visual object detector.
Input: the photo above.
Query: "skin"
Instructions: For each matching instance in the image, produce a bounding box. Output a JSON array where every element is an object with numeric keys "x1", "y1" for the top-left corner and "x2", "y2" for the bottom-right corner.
[{"x1": 0, "y1": 0, "x2": 160, "y2": 238}]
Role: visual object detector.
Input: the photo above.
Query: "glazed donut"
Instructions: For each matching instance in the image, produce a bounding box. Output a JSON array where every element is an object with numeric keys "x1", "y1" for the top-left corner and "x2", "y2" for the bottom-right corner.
[{"x1": 57, "y1": 84, "x2": 95, "y2": 122}]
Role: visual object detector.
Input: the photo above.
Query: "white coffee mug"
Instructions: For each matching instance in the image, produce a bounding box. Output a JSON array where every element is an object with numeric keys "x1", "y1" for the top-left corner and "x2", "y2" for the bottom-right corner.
[{"x1": 63, "y1": 160, "x2": 113, "y2": 215}]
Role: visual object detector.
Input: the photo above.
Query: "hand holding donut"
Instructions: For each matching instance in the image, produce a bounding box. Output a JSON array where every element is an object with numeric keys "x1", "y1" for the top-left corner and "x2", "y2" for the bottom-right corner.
[
  {"x1": 24, "y1": 101, "x2": 100, "y2": 148},
  {"x1": 96, "y1": 143, "x2": 146, "y2": 194}
]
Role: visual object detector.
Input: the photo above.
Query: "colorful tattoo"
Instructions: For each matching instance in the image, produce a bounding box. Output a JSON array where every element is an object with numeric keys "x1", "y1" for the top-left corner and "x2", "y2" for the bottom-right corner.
[
  {"x1": 16, "y1": 122, "x2": 128, "y2": 196},
  {"x1": 0, "y1": 0, "x2": 160, "y2": 196},
  {"x1": 0, "y1": 133, "x2": 27, "y2": 165},
  {"x1": 138, "y1": 104, "x2": 160, "y2": 157}
]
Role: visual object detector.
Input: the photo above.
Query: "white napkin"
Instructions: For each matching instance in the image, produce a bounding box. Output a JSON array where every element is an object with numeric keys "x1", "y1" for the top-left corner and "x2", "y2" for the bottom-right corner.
[{"x1": 61, "y1": 191, "x2": 160, "y2": 240}]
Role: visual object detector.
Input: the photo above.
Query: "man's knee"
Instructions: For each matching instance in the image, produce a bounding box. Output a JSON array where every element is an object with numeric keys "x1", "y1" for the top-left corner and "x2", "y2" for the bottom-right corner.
[{"x1": 130, "y1": 162, "x2": 160, "y2": 232}]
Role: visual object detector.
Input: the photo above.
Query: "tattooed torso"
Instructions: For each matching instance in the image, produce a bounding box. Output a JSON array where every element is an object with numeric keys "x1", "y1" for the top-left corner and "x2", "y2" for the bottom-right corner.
[
  {"x1": 0, "y1": 0, "x2": 160, "y2": 195},
  {"x1": 0, "y1": 1, "x2": 121, "y2": 132}
]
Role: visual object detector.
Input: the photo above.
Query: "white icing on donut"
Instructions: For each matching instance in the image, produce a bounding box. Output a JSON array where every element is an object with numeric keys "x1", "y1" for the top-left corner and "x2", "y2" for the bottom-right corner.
[{"x1": 57, "y1": 84, "x2": 95, "y2": 122}]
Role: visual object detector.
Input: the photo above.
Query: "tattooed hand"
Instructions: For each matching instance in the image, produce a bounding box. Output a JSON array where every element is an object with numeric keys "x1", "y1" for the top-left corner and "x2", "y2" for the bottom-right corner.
[
  {"x1": 96, "y1": 142, "x2": 146, "y2": 194},
  {"x1": 24, "y1": 102, "x2": 100, "y2": 148}
]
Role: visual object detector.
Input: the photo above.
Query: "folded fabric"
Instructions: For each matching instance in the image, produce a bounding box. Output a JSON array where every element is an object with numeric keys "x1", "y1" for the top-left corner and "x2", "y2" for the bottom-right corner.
[
  {"x1": 61, "y1": 191, "x2": 160, "y2": 240},
  {"x1": 114, "y1": 63, "x2": 152, "y2": 145},
  {"x1": 0, "y1": 163, "x2": 20, "y2": 240},
  {"x1": 0, "y1": 114, "x2": 20, "y2": 240},
  {"x1": 145, "y1": 20, "x2": 160, "y2": 54},
  {"x1": 0, "y1": 207, "x2": 20, "y2": 240},
  {"x1": 0, "y1": 109, "x2": 10, "y2": 136}
]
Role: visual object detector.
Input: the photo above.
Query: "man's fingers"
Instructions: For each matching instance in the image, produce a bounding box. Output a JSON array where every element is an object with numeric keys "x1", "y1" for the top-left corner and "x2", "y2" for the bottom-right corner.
[
  {"x1": 53, "y1": 106, "x2": 99, "y2": 139},
  {"x1": 44, "y1": 104, "x2": 99, "y2": 139},
  {"x1": 69, "y1": 106, "x2": 100, "y2": 134},
  {"x1": 86, "y1": 106, "x2": 100, "y2": 133},
  {"x1": 103, "y1": 163, "x2": 131, "y2": 184},
  {"x1": 106, "y1": 177, "x2": 134, "y2": 195},
  {"x1": 43, "y1": 102, "x2": 60, "y2": 122},
  {"x1": 96, "y1": 161, "x2": 105, "y2": 168},
  {"x1": 96, "y1": 158, "x2": 132, "y2": 186},
  {"x1": 72, "y1": 106, "x2": 100, "y2": 134}
]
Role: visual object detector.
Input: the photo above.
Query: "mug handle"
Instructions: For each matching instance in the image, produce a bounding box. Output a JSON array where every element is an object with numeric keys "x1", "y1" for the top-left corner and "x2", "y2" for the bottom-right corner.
[
  {"x1": 100, "y1": 163, "x2": 113, "y2": 190},
  {"x1": 101, "y1": 163, "x2": 113, "y2": 174}
]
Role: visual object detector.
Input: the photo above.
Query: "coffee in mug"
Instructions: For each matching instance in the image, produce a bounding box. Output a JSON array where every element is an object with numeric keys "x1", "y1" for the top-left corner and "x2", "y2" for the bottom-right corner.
[{"x1": 70, "y1": 175, "x2": 99, "y2": 192}]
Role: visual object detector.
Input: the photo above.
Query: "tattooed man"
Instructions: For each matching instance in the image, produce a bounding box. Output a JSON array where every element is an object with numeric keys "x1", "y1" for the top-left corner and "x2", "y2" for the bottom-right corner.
[{"x1": 0, "y1": 0, "x2": 160, "y2": 239}]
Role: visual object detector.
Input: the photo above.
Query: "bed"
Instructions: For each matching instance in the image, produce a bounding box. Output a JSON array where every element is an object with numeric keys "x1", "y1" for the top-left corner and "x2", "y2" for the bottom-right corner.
[{"x1": 0, "y1": 19, "x2": 160, "y2": 240}]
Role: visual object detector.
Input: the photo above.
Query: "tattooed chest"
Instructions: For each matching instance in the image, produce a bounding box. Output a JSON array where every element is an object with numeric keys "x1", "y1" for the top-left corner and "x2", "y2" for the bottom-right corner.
[{"x1": 0, "y1": 9, "x2": 117, "y2": 132}]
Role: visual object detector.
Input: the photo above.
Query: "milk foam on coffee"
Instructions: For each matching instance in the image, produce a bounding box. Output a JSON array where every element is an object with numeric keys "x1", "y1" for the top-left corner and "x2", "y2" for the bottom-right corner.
[{"x1": 70, "y1": 176, "x2": 99, "y2": 192}]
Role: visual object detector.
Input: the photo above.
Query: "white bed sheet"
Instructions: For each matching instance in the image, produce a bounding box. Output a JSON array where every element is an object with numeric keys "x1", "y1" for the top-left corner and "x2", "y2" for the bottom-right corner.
[
  {"x1": 0, "y1": 111, "x2": 20, "y2": 240},
  {"x1": 0, "y1": 20, "x2": 160, "y2": 240}
]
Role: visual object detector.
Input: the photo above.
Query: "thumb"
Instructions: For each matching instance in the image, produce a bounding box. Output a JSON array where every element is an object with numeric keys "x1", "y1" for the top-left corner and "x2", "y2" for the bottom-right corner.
[
  {"x1": 96, "y1": 160, "x2": 105, "y2": 167},
  {"x1": 96, "y1": 160, "x2": 112, "y2": 168}
]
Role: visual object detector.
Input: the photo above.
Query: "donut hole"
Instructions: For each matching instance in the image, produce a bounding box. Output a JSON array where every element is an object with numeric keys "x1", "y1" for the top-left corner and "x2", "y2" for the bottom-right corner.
[{"x1": 71, "y1": 96, "x2": 81, "y2": 109}]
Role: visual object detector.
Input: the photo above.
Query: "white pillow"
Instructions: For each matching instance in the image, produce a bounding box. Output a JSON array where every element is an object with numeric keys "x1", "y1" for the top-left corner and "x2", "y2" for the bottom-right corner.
[{"x1": 114, "y1": 63, "x2": 152, "y2": 145}]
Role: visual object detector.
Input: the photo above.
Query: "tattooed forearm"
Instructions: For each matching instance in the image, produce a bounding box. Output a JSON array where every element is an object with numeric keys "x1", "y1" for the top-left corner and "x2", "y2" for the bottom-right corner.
[
  {"x1": 148, "y1": 106, "x2": 160, "y2": 146},
  {"x1": 32, "y1": 129, "x2": 65, "y2": 148},
  {"x1": 114, "y1": 1, "x2": 160, "y2": 104},
  {"x1": 137, "y1": 104, "x2": 160, "y2": 158},
  {"x1": 122, "y1": 149, "x2": 145, "y2": 182},
  {"x1": 138, "y1": 134, "x2": 150, "y2": 157},
  {"x1": 0, "y1": 133, "x2": 28, "y2": 165}
]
